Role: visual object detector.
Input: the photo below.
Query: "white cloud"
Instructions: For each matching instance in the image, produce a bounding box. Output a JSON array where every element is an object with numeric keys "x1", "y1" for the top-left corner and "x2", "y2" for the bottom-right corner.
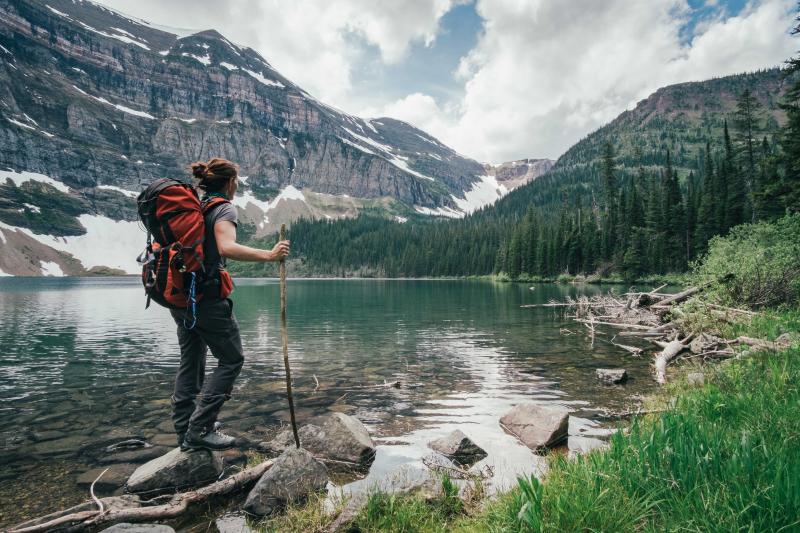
[
  {"x1": 368, "y1": 0, "x2": 796, "y2": 163},
  {"x1": 93, "y1": 0, "x2": 460, "y2": 113},
  {"x1": 92, "y1": 0, "x2": 796, "y2": 164}
]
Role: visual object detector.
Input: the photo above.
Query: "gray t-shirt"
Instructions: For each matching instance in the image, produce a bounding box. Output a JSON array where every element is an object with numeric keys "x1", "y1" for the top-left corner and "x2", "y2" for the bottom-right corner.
[{"x1": 203, "y1": 201, "x2": 237, "y2": 272}]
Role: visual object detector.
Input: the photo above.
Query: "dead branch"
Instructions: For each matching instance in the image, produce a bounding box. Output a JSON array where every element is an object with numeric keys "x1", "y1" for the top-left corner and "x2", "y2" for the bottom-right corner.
[
  {"x1": 654, "y1": 337, "x2": 690, "y2": 384},
  {"x1": 90, "y1": 468, "x2": 108, "y2": 515},
  {"x1": 10, "y1": 460, "x2": 274, "y2": 533}
]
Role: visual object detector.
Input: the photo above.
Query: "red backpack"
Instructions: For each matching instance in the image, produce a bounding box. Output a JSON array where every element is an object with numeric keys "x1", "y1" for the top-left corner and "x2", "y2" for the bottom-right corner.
[{"x1": 136, "y1": 178, "x2": 234, "y2": 324}]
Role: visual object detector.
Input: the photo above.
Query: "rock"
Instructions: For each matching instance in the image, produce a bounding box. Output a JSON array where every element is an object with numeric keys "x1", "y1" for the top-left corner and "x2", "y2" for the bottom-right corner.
[
  {"x1": 428, "y1": 430, "x2": 487, "y2": 465},
  {"x1": 77, "y1": 464, "x2": 138, "y2": 491},
  {"x1": 125, "y1": 448, "x2": 223, "y2": 494},
  {"x1": 267, "y1": 413, "x2": 376, "y2": 466},
  {"x1": 686, "y1": 372, "x2": 705, "y2": 387},
  {"x1": 215, "y1": 512, "x2": 254, "y2": 533},
  {"x1": 500, "y1": 403, "x2": 569, "y2": 452},
  {"x1": 149, "y1": 434, "x2": 180, "y2": 447},
  {"x1": 30, "y1": 430, "x2": 67, "y2": 442},
  {"x1": 30, "y1": 435, "x2": 92, "y2": 456},
  {"x1": 595, "y1": 368, "x2": 628, "y2": 384},
  {"x1": 99, "y1": 446, "x2": 171, "y2": 465},
  {"x1": 100, "y1": 524, "x2": 175, "y2": 533},
  {"x1": 243, "y1": 447, "x2": 328, "y2": 516},
  {"x1": 776, "y1": 332, "x2": 797, "y2": 347},
  {"x1": 567, "y1": 436, "x2": 608, "y2": 457}
]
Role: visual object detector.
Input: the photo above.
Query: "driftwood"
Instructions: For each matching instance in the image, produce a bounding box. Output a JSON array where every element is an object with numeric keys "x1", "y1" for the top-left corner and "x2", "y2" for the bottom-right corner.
[
  {"x1": 654, "y1": 337, "x2": 691, "y2": 384},
  {"x1": 10, "y1": 460, "x2": 274, "y2": 533}
]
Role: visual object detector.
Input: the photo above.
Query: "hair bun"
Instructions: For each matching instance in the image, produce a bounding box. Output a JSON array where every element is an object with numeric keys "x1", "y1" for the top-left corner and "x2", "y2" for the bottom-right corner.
[{"x1": 191, "y1": 162, "x2": 209, "y2": 180}]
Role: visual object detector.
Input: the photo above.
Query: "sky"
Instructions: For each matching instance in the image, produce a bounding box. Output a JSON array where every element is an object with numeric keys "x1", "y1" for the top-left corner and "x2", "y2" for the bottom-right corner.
[{"x1": 94, "y1": 0, "x2": 798, "y2": 164}]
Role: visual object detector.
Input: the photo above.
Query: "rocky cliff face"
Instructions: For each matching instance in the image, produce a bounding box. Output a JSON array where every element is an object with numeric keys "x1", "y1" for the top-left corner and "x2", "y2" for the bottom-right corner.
[{"x1": 0, "y1": 0, "x2": 536, "y2": 276}]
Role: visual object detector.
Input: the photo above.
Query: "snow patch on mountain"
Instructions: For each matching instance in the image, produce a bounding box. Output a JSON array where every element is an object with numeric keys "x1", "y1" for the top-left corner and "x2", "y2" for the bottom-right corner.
[
  {"x1": 414, "y1": 205, "x2": 462, "y2": 218},
  {"x1": 97, "y1": 184, "x2": 138, "y2": 198},
  {"x1": 242, "y1": 69, "x2": 285, "y2": 89},
  {"x1": 0, "y1": 215, "x2": 142, "y2": 274},
  {"x1": 40, "y1": 260, "x2": 64, "y2": 276},
  {"x1": 0, "y1": 169, "x2": 70, "y2": 193},
  {"x1": 182, "y1": 52, "x2": 211, "y2": 66},
  {"x1": 451, "y1": 175, "x2": 508, "y2": 214}
]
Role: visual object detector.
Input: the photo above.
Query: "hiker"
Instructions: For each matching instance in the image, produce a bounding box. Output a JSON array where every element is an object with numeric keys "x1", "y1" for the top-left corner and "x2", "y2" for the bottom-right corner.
[{"x1": 171, "y1": 158, "x2": 290, "y2": 451}]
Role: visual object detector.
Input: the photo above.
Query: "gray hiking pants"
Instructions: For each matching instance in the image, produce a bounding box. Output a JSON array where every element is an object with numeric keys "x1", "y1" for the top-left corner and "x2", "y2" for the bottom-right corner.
[{"x1": 169, "y1": 298, "x2": 244, "y2": 437}]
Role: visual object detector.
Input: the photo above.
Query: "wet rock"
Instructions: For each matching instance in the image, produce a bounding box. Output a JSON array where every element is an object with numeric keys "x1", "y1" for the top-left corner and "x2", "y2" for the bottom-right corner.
[
  {"x1": 30, "y1": 430, "x2": 67, "y2": 442},
  {"x1": 266, "y1": 413, "x2": 376, "y2": 466},
  {"x1": 243, "y1": 447, "x2": 328, "y2": 516},
  {"x1": 77, "y1": 463, "x2": 138, "y2": 491},
  {"x1": 149, "y1": 434, "x2": 180, "y2": 447},
  {"x1": 30, "y1": 435, "x2": 92, "y2": 456},
  {"x1": 99, "y1": 446, "x2": 170, "y2": 465},
  {"x1": 125, "y1": 448, "x2": 223, "y2": 494},
  {"x1": 428, "y1": 430, "x2": 487, "y2": 465},
  {"x1": 567, "y1": 436, "x2": 608, "y2": 457},
  {"x1": 100, "y1": 524, "x2": 175, "y2": 533},
  {"x1": 500, "y1": 403, "x2": 569, "y2": 452},
  {"x1": 595, "y1": 368, "x2": 628, "y2": 384},
  {"x1": 215, "y1": 512, "x2": 254, "y2": 533},
  {"x1": 687, "y1": 372, "x2": 705, "y2": 387}
]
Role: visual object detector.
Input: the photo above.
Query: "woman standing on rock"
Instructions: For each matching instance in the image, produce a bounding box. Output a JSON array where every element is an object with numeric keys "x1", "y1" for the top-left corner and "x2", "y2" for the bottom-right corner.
[{"x1": 171, "y1": 158, "x2": 290, "y2": 451}]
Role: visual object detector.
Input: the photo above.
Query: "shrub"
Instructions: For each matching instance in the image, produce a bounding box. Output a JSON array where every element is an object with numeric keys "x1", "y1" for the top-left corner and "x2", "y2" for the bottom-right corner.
[{"x1": 693, "y1": 213, "x2": 800, "y2": 308}]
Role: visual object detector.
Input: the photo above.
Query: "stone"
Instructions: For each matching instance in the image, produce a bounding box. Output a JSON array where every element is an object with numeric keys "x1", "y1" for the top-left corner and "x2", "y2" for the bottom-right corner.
[
  {"x1": 30, "y1": 435, "x2": 92, "y2": 456},
  {"x1": 687, "y1": 372, "x2": 705, "y2": 387},
  {"x1": 595, "y1": 368, "x2": 628, "y2": 384},
  {"x1": 77, "y1": 463, "x2": 138, "y2": 491},
  {"x1": 500, "y1": 403, "x2": 569, "y2": 452},
  {"x1": 267, "y1": 413, "x2": 376, "y2": 466},
  {"x1": 125, "y1": 448, "x2": 224, "y2": 494},
  {"x1": 100, "y1": 524, "x2": 175, "y2": 533},
  {"x1": 567, "y1": 436, "x2": 608, "y2": 457},
  {"x1": 149, "y1": 434, "x2": 180, "y2": 447},
  {"x1": 428, "y1": 430, "x2": 487, "y2": 465},
  {"x1": 243, "y1": 447, "x2": 328, "y2": 516},
  {"x1": 98, "y1": 446, "x2": 171, "y2": 465}
]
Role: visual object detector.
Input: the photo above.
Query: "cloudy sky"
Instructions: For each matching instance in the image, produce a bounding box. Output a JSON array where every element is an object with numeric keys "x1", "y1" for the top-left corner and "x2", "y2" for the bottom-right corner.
[{"x1": 95, "y1": 0, "x2": 797, "y2": 163}]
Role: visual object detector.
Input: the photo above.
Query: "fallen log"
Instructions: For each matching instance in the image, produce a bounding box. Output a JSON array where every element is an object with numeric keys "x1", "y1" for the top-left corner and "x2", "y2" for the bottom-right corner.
[
  {"x1": 654, "y1": 338, "x2": 690, "y2": 384},
  {"x1": 650, "y1": 286, "x2": 701, "y2": 308},
  {"x1": 574, "y1": 319, "x2": 655, "y2": 330},
  {"x1": 733, "y1": 336, "x2": 781, "y2": 351},
  {"x1": 10, "y1": 459, "x2": 274, "y2": 533}
]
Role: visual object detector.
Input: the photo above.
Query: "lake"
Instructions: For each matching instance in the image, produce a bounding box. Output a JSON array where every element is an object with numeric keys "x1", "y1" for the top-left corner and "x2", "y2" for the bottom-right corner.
[{"x1": 0, "y1": 278, "x2": 655, "y2": 527}]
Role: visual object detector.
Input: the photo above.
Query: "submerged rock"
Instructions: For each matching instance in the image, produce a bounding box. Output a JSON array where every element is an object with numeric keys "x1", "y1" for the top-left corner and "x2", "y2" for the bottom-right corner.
[
  {"x1": 243, "y1": 447, "x2": 328, "y2": 516},
  {"x1": 125, "y1": 447, "x2": 223, "y2": 494},
  {"x1": 595, "y1": 368, "x2": 628, "y2": 384},
  {"x1": 265, "y1": 413, "x2": 376, "y2": 466},
  {"x1": 77, "y1": 463, "x2": 138, "y2": 491},
  {"x1": 500, "y1": 403, "x2": 569, "y2": 452},
  {"x1": 428, "y1": 430, "x2": 487, "y2": 465},
  {"x1": 100, "y1": 524, "x2": 175, "y2": 533},
  {"x1": 567, "y1": 436, "x2": 608, "y2": 457}
]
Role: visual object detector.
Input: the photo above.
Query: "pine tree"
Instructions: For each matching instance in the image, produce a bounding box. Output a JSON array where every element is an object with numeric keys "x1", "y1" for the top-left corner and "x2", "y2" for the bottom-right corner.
[
  {"x1": 733, "y1": 88, "x2": 763, "y2": 206},
  {"x1": 723, "y1": 120, "x2": 747, "y2": 229},
  {"x1": 779, "y1": 10, "x2": 800, "y2": 212}
]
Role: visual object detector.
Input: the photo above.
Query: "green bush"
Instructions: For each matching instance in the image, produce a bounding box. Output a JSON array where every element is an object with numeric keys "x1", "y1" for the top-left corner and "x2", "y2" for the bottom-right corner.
[{"x1": 693, "y1": 214, "x2": 800, "y2": 308}]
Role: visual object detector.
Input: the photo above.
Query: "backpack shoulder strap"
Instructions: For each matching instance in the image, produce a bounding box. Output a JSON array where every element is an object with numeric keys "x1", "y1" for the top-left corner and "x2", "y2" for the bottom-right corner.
[{"x1": 201, "y1": 196, "x2": 231, "y2": 215}]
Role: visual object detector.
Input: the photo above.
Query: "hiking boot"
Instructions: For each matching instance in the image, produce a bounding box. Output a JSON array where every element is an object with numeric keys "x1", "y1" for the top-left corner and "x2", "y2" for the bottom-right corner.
[
  {"x1": 177, "y1": 432, "x2": 186, "y2": 448},
  {"x1": 181, "y1": 427, "x2": 236, "y2": 451}
]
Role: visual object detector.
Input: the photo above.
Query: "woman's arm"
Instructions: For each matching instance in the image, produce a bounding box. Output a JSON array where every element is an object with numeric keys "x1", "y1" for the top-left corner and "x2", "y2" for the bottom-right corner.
[{"x1": 214, "y1": 220, "x2": 290, "y2": 262}]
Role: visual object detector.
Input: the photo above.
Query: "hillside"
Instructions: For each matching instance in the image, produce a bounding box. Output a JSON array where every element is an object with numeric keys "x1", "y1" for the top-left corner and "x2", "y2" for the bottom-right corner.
[
  {"x1": 244, "y1": 68, "x2": 792, "y2": 278},
  {"x1": 0, "y1": 0, "x2": 553, "y2": 276}
]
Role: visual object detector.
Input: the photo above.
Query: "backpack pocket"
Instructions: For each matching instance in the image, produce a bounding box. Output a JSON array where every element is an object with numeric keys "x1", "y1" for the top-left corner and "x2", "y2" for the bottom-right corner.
[{"x1": 218, "y1": 268, "x2": 234, "y2": 299}]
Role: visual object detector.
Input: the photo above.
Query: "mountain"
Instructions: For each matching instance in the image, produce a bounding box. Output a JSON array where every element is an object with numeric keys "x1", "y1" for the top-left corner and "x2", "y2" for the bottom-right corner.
[
  {"x1": 489, "y1": 69, "x2": 787, "y2": 220},
  {"x1": 244, "y1": 68, "x2": 791, "y2": 278},
  {"x1": 0, "y1": 0, "x2": 550, "y2": 276}
]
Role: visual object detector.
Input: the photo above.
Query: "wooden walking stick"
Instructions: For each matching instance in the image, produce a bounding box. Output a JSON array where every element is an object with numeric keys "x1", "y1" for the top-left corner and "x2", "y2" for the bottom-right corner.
[{"x1": 279, "y1": 223, "x2": 300, "y2": 448}]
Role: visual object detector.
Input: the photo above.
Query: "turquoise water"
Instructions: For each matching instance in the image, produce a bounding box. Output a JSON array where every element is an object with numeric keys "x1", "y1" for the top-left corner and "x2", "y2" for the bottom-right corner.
[{"x1": 0, "y1": 278, "x2": 656, "y2": 526}]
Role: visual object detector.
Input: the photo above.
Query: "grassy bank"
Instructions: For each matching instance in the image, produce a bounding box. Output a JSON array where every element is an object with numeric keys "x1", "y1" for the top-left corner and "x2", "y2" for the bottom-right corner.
[{"x1": 252, "y1": 309, "x2": 799, "y2": 532}]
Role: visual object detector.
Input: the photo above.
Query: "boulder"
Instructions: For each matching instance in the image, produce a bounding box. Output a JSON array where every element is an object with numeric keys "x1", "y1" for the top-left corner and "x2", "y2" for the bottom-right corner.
[
  {"x1": 567, "y1": 436, "x2": 608, "y2": 457},
  {"x1": 125, "y1": 448, "x2": 223, "y2": 494},
  {"x1": 266, "y1": 413, "x2": 376, "y2": 466},
  {"x1": 100, "y1": 524, "x2": 175, "y2": 533},
  {"x1": 428, "y1": 430, "x2": 487, "y2": 465},
  {"x1": 243, "y1": 447, "x2": 328, "y2": 516},
  {"x1": 595, "y1": 368, "x2": 628, "y2": 384},
  {"x1": 500, "y1": 403, "x2": 569, "y2": 452},
  {"x1": 686, "y1": 372, "x2": 705, "y2": 387}
]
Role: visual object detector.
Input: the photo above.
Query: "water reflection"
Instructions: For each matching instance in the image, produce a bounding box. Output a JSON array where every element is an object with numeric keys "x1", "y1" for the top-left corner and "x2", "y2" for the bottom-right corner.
[{"x1": 0, "y1": 278, "x2": 653, "y2": 525}]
